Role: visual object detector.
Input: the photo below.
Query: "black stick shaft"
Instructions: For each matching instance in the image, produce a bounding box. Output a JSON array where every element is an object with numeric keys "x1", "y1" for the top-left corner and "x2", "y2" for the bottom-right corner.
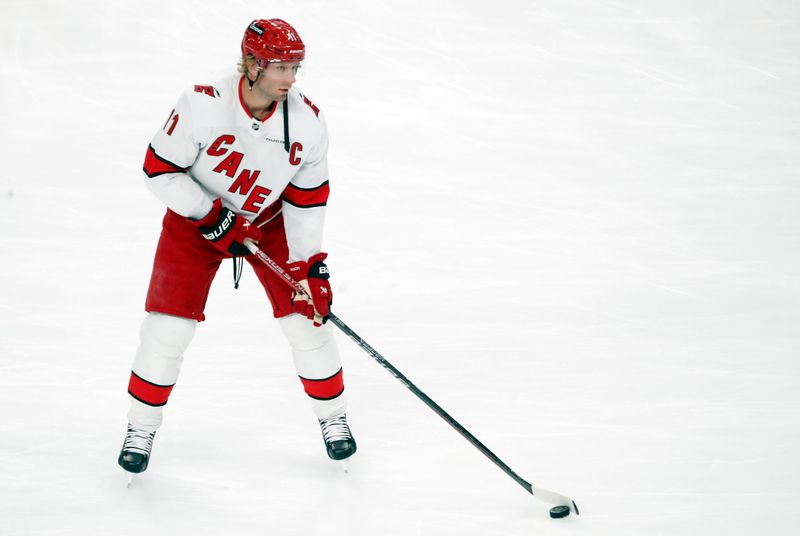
[
  {"x1": 245, "y1": 243, "x2": 534, "y2": 495},
  {"x1": 327, "y1": 312, "x2": 534, "y2": 495}
]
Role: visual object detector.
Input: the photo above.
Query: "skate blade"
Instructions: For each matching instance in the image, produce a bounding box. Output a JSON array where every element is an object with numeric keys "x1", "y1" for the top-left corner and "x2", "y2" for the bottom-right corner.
[
  {"x1": 126, "y1": 473, "x2": 134, "y2": 488},
  {"x1": 340, "y1": 460, "x2": 349, "y2": 474}
]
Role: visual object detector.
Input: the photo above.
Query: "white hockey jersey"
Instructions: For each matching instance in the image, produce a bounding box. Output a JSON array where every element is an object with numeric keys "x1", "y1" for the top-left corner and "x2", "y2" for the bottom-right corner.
[{"x1": 143, "y1": 73, "x2": 330, "y2": 262}]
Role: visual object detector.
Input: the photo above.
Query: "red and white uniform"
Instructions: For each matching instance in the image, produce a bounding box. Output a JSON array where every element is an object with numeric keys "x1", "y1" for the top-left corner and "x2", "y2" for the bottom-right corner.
[
  {"x1": 143, "y1": 72, "x2": 329, "y2": 262},
  {"x1": 126, "y1": 73, "x2": 347, "y2": 431}
]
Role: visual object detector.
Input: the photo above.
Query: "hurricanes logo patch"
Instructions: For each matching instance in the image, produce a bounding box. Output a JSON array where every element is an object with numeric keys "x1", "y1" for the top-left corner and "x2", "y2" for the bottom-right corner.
[{"x1": 194, "y1": 85, "x2": 219, "y2": 98}]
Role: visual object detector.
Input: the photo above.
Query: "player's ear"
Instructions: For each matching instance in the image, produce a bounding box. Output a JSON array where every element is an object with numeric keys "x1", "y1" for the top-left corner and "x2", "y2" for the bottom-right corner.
[{"x1": 248, "y1": 62, "x2": 260, "y2": 80}]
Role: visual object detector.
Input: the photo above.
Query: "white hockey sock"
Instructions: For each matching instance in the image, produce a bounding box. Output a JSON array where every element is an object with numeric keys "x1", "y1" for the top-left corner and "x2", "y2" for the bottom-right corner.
[{"x1": 127, "y1": 313, "x2": 197, "y2": 431}]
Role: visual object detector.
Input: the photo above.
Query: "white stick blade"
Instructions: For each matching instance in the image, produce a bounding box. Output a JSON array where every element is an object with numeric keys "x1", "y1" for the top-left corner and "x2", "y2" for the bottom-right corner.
[{"x1": 532, "y1": 486, "x2": 580, "y2": 515}]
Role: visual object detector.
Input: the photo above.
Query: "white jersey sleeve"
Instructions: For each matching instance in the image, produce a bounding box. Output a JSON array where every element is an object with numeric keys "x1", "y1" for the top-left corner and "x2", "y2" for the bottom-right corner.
[
  {"x1": 143, "y1": 91, "x2": 214, "y2": 219},
  {"x1": 281, "y1": 109, "x2": 330, "y2": 262}
]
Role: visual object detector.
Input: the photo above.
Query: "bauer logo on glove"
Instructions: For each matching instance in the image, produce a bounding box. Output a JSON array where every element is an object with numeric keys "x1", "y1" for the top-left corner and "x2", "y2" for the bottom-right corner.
[{"x1": 189, "y1": 198, "x2": 261, "y2": 257}]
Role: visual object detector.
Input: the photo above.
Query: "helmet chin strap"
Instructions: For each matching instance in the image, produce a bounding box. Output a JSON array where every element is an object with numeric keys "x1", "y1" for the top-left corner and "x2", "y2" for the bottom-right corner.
[
  {"x1": 283, "y1": 99, "x2": 290, "y2": 154},
  {"x1": 247, "y1": 69, "x2": 261, "y2": 90}
]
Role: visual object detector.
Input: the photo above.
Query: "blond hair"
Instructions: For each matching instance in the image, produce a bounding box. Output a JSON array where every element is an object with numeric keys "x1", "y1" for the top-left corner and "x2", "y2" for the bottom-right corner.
[{"x1": 237, "y1": 55, "x2": 258, "y2": 74}]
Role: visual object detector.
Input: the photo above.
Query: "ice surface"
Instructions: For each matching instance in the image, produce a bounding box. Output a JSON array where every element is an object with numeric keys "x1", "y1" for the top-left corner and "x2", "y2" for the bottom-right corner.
[{"x1": 1, "y1": 1, "x2": 799, "y2": 535}]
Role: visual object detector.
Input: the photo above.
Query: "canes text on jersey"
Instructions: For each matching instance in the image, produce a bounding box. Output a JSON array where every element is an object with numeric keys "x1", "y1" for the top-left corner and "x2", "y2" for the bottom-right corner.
[{"x1": 205, "y1": 134, "x2": 301, "y2": 213}]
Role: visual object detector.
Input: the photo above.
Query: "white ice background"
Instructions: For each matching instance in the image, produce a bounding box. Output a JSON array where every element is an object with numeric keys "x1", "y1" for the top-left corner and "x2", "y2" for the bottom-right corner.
[{"x1": 1, "y1": 1, "x2": 799, "y2": 534}]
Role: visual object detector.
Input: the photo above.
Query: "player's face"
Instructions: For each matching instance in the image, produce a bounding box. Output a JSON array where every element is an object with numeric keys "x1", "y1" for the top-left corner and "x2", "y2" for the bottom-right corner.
[{"x1": 256, "y1": 62, "x2": 301, "y2": 101}]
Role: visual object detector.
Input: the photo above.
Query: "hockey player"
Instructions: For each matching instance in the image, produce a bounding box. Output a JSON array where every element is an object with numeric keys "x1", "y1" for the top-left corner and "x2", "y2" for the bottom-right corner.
[{"x1": 118, "y1": 19, "x2": 356, "y2": 475}]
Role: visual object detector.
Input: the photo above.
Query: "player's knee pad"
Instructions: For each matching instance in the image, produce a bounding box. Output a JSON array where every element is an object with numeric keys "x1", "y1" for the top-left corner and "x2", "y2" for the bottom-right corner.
[
  {"x1": 278, "y1": 313, "x2": 333, "y2": 352},
  {"x1": 138, "y1": 312, "x2": 197, "y2": 360},
  {"x1": 279, "y1": 313, "x2": 341, "y2": 380}
]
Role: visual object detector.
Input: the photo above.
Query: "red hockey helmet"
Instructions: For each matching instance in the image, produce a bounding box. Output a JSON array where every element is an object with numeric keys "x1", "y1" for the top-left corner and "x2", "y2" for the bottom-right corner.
[{"x1": 241, "y1": 19, "x2": 305, "y2": 67}]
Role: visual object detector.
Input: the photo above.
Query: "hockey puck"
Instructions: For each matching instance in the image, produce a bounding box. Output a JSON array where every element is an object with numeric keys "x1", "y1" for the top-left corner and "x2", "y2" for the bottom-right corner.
[{"x1": 549, "y1": 505, "x2": 571, "y2": 519}]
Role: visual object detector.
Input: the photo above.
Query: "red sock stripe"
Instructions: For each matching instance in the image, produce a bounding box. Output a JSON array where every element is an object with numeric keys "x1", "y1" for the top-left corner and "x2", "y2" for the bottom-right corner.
[
  {"x1": 281, "y1": 181, "x2": 330, "y2": 208},
  {"x1": 143, "y1": 144, "x2": 187, "y2": 178},
  {"x1": 128, "y1": 372, "x2": 175, "y2": 407},
  {"x1": 299, "y1": 368, "x2": 344, "y2": 400}
]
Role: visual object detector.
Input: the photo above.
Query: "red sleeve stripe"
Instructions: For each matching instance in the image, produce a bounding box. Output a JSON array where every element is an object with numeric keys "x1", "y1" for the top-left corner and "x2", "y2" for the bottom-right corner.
[
  {"x1": 127, "y1": 371, "x2": 175, "y2": 407},
  {"x1": 299, "y1": 368, "x2": 344, "y2": 400},
  {"x1": 143, "y1": 144, "x2": 188, "y2": 178},
  {"x1": 281, "y1": 180, "x2": 329, "y2": 208}
]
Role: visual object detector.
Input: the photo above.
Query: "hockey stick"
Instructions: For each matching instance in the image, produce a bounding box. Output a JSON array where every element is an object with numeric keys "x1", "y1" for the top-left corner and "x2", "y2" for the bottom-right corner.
[{"x1": 244, "y1": 241, "x2": 579, "y2": 516}]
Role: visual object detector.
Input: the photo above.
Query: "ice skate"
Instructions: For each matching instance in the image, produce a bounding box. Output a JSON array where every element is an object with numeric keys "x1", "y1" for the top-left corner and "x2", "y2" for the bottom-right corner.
[
  {"x1": 118, "y1": 423, "x2": 156, "y2": 474},
  {"x1": 319, "y1": 413, "x2": 357, "y2": 461}
]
